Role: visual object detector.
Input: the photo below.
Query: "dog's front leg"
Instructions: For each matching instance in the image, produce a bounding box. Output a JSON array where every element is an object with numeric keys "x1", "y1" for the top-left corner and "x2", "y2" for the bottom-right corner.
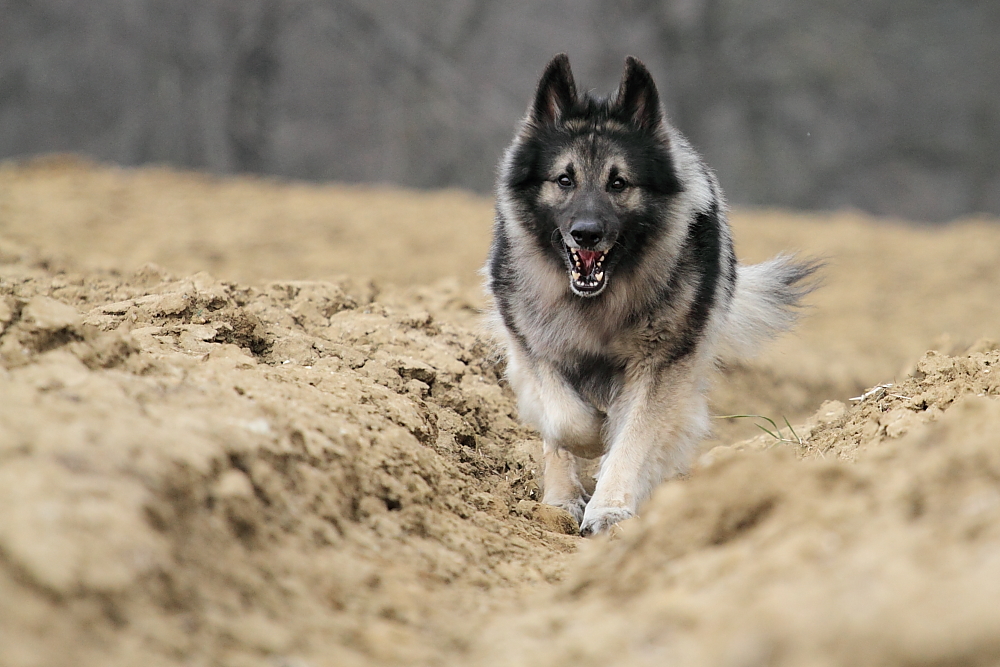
[
  {"x1": 541, "y1": 441, "x2": 590, "y2": 523},
  {"x1": 579, "y1": 366, "x2": 709, "y2": 536},
  {"x1": 506, "y1": 349, "x2": 602, "y2": 524}
]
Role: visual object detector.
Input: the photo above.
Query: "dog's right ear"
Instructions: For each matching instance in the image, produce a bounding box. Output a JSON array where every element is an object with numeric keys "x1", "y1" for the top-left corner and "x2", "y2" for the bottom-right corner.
[{"x1": 528, "y1": 54, "x2": 577, "y2": 126}]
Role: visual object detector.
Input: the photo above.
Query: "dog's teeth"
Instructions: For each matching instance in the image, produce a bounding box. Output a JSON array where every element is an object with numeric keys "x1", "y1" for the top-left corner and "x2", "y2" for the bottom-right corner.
[
  {"x1": 595, "y1": 271, "x2": 604, "y2": 281},
  {"x1": 572, "y1": 271, "x2": 581, "y2": 280}
]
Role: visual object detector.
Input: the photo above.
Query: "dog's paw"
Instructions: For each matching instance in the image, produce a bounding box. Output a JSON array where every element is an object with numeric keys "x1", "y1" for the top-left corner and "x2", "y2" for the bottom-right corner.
[
  {"x1": 546, "y1": 496, "x2": 587, "y2": 524},
  {"x1": 579, "y1": 506, "x2": 634, "y2": 537}
]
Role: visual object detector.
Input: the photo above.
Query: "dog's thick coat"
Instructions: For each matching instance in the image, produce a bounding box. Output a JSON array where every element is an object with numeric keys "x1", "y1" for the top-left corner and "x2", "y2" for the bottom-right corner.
[{"x1": 485, "y1": 54, "x2": 817, "y2": 536}]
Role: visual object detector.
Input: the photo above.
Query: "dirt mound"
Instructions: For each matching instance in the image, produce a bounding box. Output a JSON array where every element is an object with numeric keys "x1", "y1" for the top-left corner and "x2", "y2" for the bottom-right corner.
[
  {"x1": 476, "y1": 346, "x2": 1000, "y2": 667},
  {"x1": 2, "y1": 158, "x2": 1000, "y2": 666},
  {"x1": 0, "y1": 242, "x2": 578, "y2": 667}
]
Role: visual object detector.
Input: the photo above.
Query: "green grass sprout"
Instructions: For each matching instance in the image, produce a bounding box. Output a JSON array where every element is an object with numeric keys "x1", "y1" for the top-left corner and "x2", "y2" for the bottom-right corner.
[{"x1": 716, "y1": 414, "x2": 803, "y2": 446}]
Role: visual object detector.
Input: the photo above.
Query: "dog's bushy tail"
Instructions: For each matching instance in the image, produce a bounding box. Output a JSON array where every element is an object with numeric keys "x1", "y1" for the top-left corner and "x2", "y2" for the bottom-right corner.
[{"x1": 718, "y1": 254, "x2": 823, "y2": 362}]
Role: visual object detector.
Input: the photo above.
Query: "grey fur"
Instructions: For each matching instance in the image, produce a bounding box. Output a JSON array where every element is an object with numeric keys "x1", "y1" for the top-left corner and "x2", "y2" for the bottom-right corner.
[{"x1": 484, "y1": 54, "x2": 819, "y2": 536}]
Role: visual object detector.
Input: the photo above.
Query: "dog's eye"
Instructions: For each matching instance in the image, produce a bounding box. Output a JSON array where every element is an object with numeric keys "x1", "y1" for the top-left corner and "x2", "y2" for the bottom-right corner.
[
  {"x1": 609, "y1": 177, "x2": 628, "y2": 192},
  {"x1": 556, "y1": 174, "x2": 574, "y2": 188}
]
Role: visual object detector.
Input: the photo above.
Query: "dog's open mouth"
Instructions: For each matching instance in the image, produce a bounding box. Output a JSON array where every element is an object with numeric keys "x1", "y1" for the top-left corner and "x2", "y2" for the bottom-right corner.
[{"x1": 567, "y1": 247, "x2": 609, "y2": 296}]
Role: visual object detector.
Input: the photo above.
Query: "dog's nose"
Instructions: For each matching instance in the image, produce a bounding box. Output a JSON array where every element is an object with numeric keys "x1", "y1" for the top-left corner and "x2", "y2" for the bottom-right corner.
[{"x1": 569, "y1": 219, "x2": 603, "y2": 249}]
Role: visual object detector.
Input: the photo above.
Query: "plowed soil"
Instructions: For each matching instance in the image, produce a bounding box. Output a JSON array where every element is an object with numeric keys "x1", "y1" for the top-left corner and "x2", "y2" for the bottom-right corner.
[{"x1": 2, "y1": 156, "x2": 1000, "y2": 667}]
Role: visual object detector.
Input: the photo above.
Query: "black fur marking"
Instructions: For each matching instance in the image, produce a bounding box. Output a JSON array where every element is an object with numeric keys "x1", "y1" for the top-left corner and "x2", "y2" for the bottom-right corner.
[
  {"x1": 560, "y1": 353, "x2": 626, "y2": 412},
  {"x1": 661, "y1": 202, "x2": 727, "y2": 365}
]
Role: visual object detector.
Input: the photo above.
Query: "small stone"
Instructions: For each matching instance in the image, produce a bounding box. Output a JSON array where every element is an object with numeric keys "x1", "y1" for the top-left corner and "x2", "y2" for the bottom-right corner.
[
  {"x1": 213, "y1": 469, "x2": 255, "y2": 499},
  {"x1": 22, "y1": 296, "x2": 80, "y2": 330}
]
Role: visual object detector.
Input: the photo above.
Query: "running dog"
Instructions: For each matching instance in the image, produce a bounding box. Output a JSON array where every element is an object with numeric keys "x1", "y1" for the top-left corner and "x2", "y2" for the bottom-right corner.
[{"x1": 485, "y1": 54, "x2": 818, "y2": 536}]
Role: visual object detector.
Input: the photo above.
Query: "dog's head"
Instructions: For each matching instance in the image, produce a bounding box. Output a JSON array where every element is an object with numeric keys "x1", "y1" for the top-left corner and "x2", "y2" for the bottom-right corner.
[{"x1": 500, "y1": 54, "x2": 682, "y2": 298}]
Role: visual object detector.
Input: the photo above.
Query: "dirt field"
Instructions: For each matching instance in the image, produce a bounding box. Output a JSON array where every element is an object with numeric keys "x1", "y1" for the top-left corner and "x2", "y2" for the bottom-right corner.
[{"x1": 2, "y1": 156, "x2": 999, "y2": 667}]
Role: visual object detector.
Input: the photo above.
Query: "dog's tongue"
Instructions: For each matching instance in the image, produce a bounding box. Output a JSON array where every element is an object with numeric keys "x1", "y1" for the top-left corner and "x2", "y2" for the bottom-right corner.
[{"x1": 578, "y1": 249, "x2": 600, "y2": 274}]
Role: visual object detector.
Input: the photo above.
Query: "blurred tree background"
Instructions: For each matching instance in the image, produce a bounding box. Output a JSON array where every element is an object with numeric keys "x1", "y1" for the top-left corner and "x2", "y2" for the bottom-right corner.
[{"x1": 2, "y1": 0, "x2": 998, "y2": 221}]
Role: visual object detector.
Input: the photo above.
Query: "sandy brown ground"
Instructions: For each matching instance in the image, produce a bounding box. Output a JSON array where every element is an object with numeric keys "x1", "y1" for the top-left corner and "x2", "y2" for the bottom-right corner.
[{"x1": 1, "y1": 156, "x2": 999, "y2": 666}]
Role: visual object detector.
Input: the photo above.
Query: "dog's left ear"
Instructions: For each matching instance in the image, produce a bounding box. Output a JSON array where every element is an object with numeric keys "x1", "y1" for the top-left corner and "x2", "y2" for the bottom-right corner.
[{"x1": 615, "y1": 56, "x2": 663, "y2": 131}]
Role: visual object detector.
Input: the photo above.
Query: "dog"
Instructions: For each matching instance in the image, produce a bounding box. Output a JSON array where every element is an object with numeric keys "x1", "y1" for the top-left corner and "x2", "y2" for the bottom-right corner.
[{"x1": 484, "y1": 54, "x2": 819, "y2": 537}]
